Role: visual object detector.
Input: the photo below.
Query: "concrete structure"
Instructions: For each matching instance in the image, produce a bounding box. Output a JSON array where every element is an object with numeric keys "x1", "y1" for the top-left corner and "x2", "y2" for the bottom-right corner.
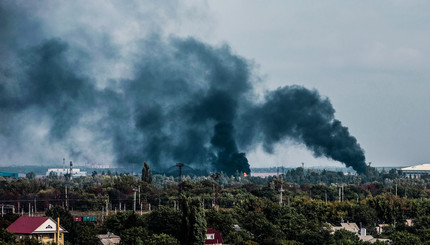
[
  {"x1": 205, "y1": 228, "x2": 223, "y2": 245},
  {"x1": 329, "y1": 223, "x2": 391, "y2": 244},
  {"x1": 376, "y1": 224, "x2": 389, "y2": 234},
  {"x1": 330, "y1": 222, "x2": 359, "y2": 234},
  {"x1": 97, "y1": 233, "x2": 120, "y2": 245},
  {"x1": 7, "y1": 216, "x2": 67, "y2": 244},
  {"x1": 400, "y1": 163, "x2": 430, "y2": 178},
  {"x1": 45, "y1": 168, "x2": 87, "y2": 178}
]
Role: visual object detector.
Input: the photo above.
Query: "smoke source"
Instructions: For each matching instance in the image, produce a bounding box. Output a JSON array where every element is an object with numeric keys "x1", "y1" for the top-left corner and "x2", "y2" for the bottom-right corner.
[{"x1": 0, "y1": 1, "x2": 366, "y2": 174}]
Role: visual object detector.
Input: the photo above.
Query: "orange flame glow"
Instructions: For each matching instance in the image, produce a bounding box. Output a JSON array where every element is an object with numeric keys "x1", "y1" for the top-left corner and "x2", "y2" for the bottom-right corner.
[{"x1": 243, "y1": 172, "x2": 248, "y2": 177}]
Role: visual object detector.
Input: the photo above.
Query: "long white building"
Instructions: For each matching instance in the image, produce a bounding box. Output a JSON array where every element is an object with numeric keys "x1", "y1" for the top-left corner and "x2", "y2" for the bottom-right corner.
[
  {"x1": 400, "y1": 163, "x2": 430, "y2": 178},
  {"x1": 45, "y1": 168, "x2": 87, "y2": 178}
]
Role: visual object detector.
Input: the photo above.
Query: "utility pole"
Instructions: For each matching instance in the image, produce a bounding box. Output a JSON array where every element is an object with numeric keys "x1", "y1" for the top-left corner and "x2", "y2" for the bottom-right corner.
[
  {"x1": 176, "y1": 163, "x2": 184, "y2": 183},
  {"x1": 138, "y1": 186, "x2": 141, "y2": 208},
  {"x1": 325, "y1": 191, "x2": 327, "y2": 204},
  {"x1": 65, "y1": 186, "x2": 68, "y2": 210},
  {"x1": 279, "y1": 184, "x2": 284, "y2": 205},
  {"x1": 210, "y1": 173, "x2": 220, "y2": 209},
  {"x1": 34, "y1": 198, "x2": 36, "y2": 214},
  {"x1": 176, "y1": 163, "x2": 185, "y2": 205},
  {"x1": 133, "y1": 187, "x2": 138, "y2": 212},
  {"x1": 342, "y1": 185, "x2": 345, "y2": 202}
]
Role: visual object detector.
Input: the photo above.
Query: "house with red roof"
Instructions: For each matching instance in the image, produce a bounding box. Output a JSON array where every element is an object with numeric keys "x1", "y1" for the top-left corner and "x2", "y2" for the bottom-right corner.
[
  {"x1": 205, "y1": 228, "x2": 223, "y2": 245},
  {"x1": 7, "y1": 216, "x2": 68, "y2": 245}
]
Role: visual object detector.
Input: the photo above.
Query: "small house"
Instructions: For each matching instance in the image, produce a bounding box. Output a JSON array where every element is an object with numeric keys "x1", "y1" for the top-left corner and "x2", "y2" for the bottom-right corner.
[
  {"x1": 7, "y1": 216, "x2": 68, "y2": 244},
  {"x1": 205, "y1": 228, "x2": 223, "y2": 245}
]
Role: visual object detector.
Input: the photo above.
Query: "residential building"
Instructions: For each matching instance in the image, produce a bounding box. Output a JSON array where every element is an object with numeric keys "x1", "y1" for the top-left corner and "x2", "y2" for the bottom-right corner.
[
  {"x1": 205, "y1": 228, "x2": 223, "y2": 245},
  {"x1": 98, "y1": 232, "x2": 120, "y2": 245},
  {"x1": 7, "y1": 216, "x2": 67, "y2": 244}
]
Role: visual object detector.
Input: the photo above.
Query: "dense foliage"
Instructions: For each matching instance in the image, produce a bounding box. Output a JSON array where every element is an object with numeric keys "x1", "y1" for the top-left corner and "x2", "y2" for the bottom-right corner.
[{"x1": 1, "y1": 166, "x2": 430, "y2": 244}]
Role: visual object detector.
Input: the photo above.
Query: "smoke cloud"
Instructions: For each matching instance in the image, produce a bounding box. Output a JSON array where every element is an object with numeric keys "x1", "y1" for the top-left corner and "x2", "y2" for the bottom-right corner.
[{"x1": 0, "y1": 1, "x2": 366, "y2": 174}]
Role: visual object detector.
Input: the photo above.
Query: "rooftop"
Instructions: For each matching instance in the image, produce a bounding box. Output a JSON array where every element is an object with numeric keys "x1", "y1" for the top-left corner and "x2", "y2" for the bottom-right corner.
[
  {"x1": 205, "y1": 228, "x2": 223, "y2": 244},
  {"x1": 7, "y1": 216, "x2": 67, "y2": 234},
  {"x1": 401, "y1": 163, "x2": 430, "y2": 171}
]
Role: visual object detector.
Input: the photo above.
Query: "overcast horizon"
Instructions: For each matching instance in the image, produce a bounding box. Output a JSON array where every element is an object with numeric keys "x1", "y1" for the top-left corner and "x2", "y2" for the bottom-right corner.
[{"x1": 1, "y1": 1, "x2": 429, "y2": 170}]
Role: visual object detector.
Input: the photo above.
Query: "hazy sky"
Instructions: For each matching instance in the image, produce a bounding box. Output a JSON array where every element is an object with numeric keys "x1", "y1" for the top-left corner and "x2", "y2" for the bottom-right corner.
[
  {"x1": 1, "y1": 1, "x2": 429, "y2": 168},
  {"x1": 204, "y1": 1, "x2": 430, "y2": 167}
]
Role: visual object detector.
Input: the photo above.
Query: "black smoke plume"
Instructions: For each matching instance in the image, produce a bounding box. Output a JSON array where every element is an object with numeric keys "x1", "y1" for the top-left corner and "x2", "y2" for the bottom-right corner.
[{"x1": 0, "y1": 2, "x2": 367, "y2": 174}]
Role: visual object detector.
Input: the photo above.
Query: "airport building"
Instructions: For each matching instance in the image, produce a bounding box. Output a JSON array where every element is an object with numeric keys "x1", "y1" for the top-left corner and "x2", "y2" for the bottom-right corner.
[{"x1": 400, "y1": 163, "x2": 430, "y2": 179}]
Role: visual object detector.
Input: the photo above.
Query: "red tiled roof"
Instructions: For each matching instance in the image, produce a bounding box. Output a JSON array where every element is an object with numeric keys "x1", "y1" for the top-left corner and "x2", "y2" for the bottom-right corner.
[
  {"x1": 7, "y1": 217, "x2": 50, "y2": 234},
  {"x1": 205, "y1": 228, "x2": 223, "y2": 244}
]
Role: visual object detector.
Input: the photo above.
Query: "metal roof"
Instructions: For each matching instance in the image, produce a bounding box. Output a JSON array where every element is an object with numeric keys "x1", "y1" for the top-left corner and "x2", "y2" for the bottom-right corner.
[
  {"x1": 7, "y1": 216, "x2": 67, "y2": 234},
  {"x1": 401, "y1": 163, "x2": 430, "y2": 171}
]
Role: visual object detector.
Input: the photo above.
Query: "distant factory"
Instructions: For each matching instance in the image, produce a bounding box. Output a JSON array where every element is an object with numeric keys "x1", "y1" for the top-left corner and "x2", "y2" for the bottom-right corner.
[
  {"x1": 400, "y1": 163, "x2": 430, "y2": 179},
  {"x1": 45, "y1": 159, "x2": 87, "y2": 178},
  {"x1": 45, "y1": 168, "x2": 87, "y2": 178}
]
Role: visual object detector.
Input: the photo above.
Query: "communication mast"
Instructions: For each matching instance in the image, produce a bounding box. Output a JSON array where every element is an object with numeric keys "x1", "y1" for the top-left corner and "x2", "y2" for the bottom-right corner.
[
  {"x1": 70, "y1": 161, "x2": 73, "y2": 180},
  {"x1": 176, "y1": 163, "x2": 184, "y2": 183}
]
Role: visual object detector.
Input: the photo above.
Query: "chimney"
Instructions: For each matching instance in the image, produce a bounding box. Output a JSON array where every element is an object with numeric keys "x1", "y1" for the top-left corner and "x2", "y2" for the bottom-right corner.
[
  {"x1": 360, "y1": 228, "x2": 366, "y2": 236},
  {"x1": 70, "y1": 161, "x2": 73, "y2": 180}
]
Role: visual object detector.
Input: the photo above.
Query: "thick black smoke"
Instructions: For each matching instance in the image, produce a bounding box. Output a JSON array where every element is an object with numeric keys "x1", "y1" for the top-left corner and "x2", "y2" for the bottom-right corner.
[
  {"x1": 0, "y1": 2, "x2": 367, "y2": 174},
  {"x1": 238, "y1": 86, "x2": 366, "y2": 174}
]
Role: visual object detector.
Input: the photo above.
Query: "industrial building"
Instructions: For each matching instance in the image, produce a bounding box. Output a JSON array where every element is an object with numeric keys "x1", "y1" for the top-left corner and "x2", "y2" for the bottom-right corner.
[
  {"x1": 0, "y1": 172, "x2": 22, "y2": 178},
  {"x1": 45, "y1": 168, "x2": 87, "y2": 178},
  {"x1": 400, "y1": 163, "x2": 430, "y2": 179}
]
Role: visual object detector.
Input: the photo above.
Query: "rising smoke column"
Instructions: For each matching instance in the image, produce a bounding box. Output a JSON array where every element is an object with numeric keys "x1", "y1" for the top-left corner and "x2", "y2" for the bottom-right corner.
[
  {"x1": 238, "y1": 86, "x2": 367, "y2": 174},
  {"x1": 112, "y1": 37, "x2": 253, "y2": 175},
  {"x1": 0, "y1": 1, "x2": 367, "y2": 174}
]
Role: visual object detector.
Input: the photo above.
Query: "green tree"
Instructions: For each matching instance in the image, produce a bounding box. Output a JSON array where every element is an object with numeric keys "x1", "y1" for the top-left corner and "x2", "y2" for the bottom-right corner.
[
  {"x1": 181, "y1": 196, "x2": 207, "y2": 245},
  {"x1": 329, "y1": 229, "x2": 363, "y2": 245},
  {"x1": 26, "y1": 172, "x2": 36, "y2": 179},
  {"x1": 105, "y1": 211, "x2": 146, "y2": 236},
  {"x1": 0, "y1": 228, "x2": 15, "y2": 243},
  {"x1": 148, "y1": 206, "x2": 181, "y2": 239},
  {"x1": 119, "y1": 226, "x2": 148, "y2": 245},
  {"x1": 148, "y1": 233, "x2": 179, "y2": 245},
  {"x1": 72, "y1": 223, "x2": 99, "y2": 245},
  {"x1": 141, "y1": 162, "x2": 152, "y2": 184},
  {"x1": 391, "y1": 231, "x2": 422, "y2": 245},
  {"x1": 205, "y1": 209, "x2": 235, "y2": 239}
]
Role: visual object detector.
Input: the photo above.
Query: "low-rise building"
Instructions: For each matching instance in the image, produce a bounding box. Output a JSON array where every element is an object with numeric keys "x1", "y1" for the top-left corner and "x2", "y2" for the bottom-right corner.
[
  {"x1": 329, "y1": 222, "x2": 391, "y2": 244},
  {"x1": 205, "y1": 228, "x2": 223, "y2": 245},
  {"x1": 45, "y1": 168, "x2": 87, "y2": 178},
  {"x1": 400, "y1": 163, "x2": 430, "y2": 178},
  {"x1": 7, "y1": 216, "x2": 68, "y2": 244},
  {"x1": 98, "y1": 232, "x2": 120, "y2": 245}
]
